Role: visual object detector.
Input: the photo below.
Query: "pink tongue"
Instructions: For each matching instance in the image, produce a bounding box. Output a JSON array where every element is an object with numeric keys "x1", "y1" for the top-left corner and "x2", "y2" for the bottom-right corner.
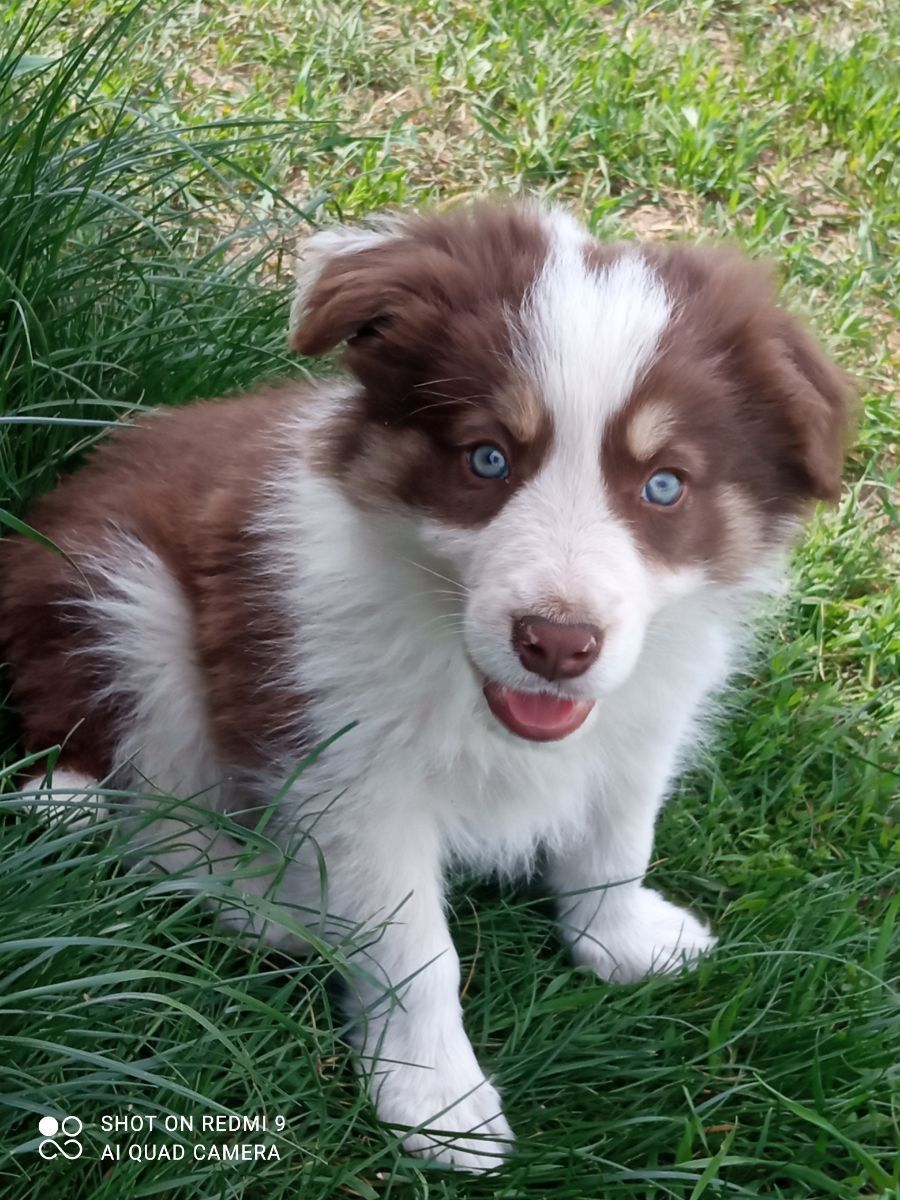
[{"x1": 504, "y1": 690, "x2": 578, "y2": 730}]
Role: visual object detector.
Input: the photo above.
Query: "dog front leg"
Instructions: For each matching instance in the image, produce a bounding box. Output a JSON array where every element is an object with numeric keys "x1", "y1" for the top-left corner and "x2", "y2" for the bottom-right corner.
[
  {"x1": 320, "y1": 813, "x2": 513, "y2": 1171},
  {"x1": 545, "y1": 764, "x2": 715, "y2": 983}
]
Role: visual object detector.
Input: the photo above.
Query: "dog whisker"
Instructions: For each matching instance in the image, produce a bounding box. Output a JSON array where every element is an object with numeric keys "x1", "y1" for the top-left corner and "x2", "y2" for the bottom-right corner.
[{"x1": 401, "y1": 558, "x2": 470, "y2": 595}]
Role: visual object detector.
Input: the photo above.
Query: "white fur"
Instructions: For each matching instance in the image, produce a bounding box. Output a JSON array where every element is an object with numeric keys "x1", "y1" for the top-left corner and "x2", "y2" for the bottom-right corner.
[
  {"x1": 69, "y1": 535, "x2": 220, "y2": 804},
  {"x1": 524, "y1": 213, "x2": 671, "y2": 428},
  {"x1": 57, "y1": 210, "x2": 789, "y2": 1171},
  {"x1": 16, "y1": 769, "x2": 104, "y2": 828},
  {"x1": 59, "y1": 539, "x2": 297, "y2": 939}
]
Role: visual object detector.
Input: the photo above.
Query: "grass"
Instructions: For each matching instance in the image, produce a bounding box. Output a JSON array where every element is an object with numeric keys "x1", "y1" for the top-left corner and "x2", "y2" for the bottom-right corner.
[{"x1": 0, "y1": 1, "x2": 897, "y2": 1197}]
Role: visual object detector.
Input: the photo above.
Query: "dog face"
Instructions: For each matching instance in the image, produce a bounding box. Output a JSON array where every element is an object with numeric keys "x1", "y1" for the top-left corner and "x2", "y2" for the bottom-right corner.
[{"x1": 291, "y1": 204, "x2": 850, "y2": 741}]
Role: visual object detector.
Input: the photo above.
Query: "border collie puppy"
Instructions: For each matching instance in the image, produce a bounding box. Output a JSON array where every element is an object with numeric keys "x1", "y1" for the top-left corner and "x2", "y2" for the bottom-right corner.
[{"x1": 0, "y1": 202, "x2": 850, "y2": 1170}]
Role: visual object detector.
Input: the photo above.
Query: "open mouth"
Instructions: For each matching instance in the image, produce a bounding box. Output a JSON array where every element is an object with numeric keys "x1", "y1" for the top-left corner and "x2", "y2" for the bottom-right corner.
[{"x1": 483, "y1": 681, "x2": 594, "y2": 742}]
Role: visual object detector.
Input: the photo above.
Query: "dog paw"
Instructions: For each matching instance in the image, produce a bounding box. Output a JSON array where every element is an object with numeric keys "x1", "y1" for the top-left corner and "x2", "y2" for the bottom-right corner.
[
  {"x1": 569, "y1": 888, "x2": 716, "y2": 983},
  {"x1": 17, "y1": 772, "x2": 105, "y2": 830},
  {"x1": 373, "y1": 1057, "x2": 513, "y2": 1172}
]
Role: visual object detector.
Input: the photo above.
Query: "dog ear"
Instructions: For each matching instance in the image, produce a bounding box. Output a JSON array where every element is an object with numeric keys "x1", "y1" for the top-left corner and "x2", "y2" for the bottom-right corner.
[
  {"x1": 656, "y1": 244, "x2": 854, "y2": 506},
  {"x1": 766, "y1": 309, "x2": 855, "y2": 502},
  {"x1": 289, "y1": 223, "x2": 403, "y2": 356},
  {"x1": 289, "y1": 205, "x2": 547, "y2": 386}
]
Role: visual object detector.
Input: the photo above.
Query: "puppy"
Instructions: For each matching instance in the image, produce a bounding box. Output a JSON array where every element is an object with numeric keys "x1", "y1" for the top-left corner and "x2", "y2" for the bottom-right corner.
[{"x1": 0, "y1": 202, "x2": 850, "y2": 1170}]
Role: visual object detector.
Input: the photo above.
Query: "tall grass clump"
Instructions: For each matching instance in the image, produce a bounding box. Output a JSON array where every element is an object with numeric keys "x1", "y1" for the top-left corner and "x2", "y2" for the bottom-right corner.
[{"x1": 0, "y1": 0, "x2": 312, "y2": 521}]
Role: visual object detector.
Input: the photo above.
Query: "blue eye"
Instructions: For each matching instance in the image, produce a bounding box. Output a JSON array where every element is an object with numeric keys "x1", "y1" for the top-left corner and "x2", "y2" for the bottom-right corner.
[
  {"x1": 468, "y1": 444, "x2": 510, "y2": 480},
  {"x1": 641, "y1": 470, "x2": 683, "y2": 506}
]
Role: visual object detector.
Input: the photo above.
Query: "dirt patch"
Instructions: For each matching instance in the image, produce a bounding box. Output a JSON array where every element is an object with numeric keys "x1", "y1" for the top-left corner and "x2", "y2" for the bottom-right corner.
[{"x1": 622, "y1": 193, "x2": 704, "y2": 240}]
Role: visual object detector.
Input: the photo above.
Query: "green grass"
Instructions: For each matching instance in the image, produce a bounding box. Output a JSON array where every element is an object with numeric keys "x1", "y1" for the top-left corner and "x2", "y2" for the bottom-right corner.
[{"x1": 1, "y1": 1, "x2": 897, "y2": 1197}]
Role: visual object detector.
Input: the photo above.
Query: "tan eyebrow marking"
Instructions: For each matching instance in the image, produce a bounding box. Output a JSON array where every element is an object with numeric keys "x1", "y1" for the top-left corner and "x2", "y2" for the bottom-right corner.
[
  {"x1": 626, "y1": 399, "x2": 677, "y2": 460},
  {"x1": 493, "y1": 377, "x2": 547, "y2": 444}
]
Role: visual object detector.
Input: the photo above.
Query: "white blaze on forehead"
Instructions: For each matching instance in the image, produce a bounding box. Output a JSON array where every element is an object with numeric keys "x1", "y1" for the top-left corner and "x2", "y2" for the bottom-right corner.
[{"x1": 519, "y1": 212, "x2": 671, "y2": 445}]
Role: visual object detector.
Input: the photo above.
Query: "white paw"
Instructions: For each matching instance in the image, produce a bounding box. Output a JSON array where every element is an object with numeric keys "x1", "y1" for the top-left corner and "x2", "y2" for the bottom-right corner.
[
  {"x1": 371, "y1": 1052, "x2": 513, "y2": 1172},
  {"x1": 17, "y1": 772, "x2": 105, "y2": 830},
  {"x1": 568, "y1": 888, "x2": 716, "y2": 983}
]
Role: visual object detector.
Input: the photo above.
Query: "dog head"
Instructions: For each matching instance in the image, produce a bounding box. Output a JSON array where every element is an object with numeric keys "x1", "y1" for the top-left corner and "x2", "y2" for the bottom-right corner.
[{"x1": 290, "y1": 203, "x2": 852, "y2": 741}]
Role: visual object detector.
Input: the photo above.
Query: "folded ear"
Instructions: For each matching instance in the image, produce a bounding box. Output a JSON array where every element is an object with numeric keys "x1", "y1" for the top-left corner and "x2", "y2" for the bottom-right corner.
[
  {"x1": 288, "y1": 222, "x2": 402, "y2": 356},
  {"x1": 768, "y1": 310, "x2": 855, "y2": 503},
  {"x1": 655, "y1": 243, "x2": 855, "y2": 507}
]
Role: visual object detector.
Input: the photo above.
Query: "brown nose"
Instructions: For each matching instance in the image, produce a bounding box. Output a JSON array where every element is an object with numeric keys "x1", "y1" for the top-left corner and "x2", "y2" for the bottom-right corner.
[{"x1": 512, "y1": 615, "x2": 602, "y2": 681}]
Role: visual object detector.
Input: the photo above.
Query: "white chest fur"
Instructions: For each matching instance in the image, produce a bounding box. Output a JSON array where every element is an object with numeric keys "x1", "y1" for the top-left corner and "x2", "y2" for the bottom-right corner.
[{"x1": 261, "y1": 458, "x2": 745, "y2": 877}]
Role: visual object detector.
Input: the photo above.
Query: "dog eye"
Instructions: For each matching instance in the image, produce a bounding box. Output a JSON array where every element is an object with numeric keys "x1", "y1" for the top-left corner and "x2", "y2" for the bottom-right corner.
[
  {"x1": 641, "y1": 470, "x2": 683, "y2": 506},
  {"x1": 468, "y1": 444, "x2": 510, "y2": 480}
]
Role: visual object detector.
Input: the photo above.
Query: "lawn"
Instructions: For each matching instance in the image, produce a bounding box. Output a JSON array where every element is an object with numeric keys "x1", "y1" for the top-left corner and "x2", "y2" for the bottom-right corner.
[{"x1": 0, "y1": 1, "x2": 897, "y2": 1198}]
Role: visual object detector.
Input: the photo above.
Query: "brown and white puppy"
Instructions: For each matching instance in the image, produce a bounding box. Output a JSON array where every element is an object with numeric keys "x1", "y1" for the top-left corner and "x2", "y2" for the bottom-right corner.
[{"x1": 0, "y1": 202, "x2": 850, "y2": 1170}]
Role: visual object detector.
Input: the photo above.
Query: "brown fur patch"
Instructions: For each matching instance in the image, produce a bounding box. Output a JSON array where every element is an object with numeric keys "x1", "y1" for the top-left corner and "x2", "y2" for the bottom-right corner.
[
  {"x1": 0, "y1": 389, "x2": 311, "y2": 780},
  {"x1": 601, "y1": 243, "x2": 853, "y2": 577},
  {"x1": 295, "y1": 204, "x2": 555, "y2": 528}
]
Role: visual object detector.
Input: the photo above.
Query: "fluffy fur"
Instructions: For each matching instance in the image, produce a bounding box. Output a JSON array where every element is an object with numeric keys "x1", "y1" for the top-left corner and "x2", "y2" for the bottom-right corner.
[{"x1": 0, "y1": 201, "x2": 851, "y2": 1170}]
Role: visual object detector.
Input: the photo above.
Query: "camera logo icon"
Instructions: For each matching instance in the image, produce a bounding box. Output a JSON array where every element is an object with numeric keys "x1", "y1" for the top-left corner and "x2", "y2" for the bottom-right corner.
[{"x1": 38, "y1": 1115, "x2": 83, "y2": 1160}]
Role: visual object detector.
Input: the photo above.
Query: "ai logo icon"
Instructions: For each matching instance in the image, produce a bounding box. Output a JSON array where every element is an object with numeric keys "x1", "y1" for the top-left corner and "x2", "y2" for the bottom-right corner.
[{"x1": 37, "y1": 1115, "x2": 83, "y2": 1160}]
